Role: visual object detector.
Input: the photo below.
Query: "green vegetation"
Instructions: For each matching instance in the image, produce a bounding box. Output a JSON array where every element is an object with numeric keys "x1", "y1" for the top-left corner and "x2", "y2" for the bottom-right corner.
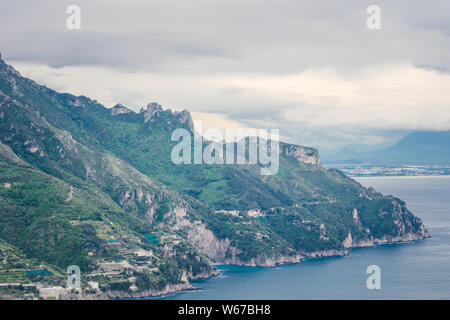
[{"x1": 0, "y1": 56, "x2": 427, "y2": 298}]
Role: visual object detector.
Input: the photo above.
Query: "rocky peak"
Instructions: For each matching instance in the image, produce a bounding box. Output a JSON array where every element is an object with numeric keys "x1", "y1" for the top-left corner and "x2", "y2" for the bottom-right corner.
[
  {"x1": 0, "y1": 55, "x2": 24, "y2": 97},
  {"x1": 139, "y1": 102, "x2": 194, "y2": 131},
  {"x1": 281, "y1": 143, "x2": 320, "y2": 166},
  {"x1": 111, "y1": 103, "x2": 133, "y2": 116},
  {"x1": 173, "y1": 109, "x2": 194, "y2": 132},
  {"x1": 146, "y1": 102, "x2": 163, "y2": 111},
  {"x1": 0, "y1": 54, "x2": 20, "y2": 78},
  {"x1": 140, "y1": 102, "x2": 163, "y2": 123}
]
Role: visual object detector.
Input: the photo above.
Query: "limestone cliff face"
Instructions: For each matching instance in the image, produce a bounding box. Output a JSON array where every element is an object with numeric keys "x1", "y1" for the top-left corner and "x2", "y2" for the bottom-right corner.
[
  {"x1": 163, "y1": 205, "x2": 242, "y2": 264},
  {"x1": 187, "y1": 224, "x2": 241, "y2": 263},
  {"x1": 281, "y1": 143, "x2": 320, "y2": 165}
]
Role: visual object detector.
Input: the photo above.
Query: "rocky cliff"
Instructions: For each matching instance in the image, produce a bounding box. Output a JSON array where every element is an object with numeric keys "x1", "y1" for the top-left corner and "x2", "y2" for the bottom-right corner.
[{"x1": 281, "y1": 142, "x2": 321, "y2": 165}]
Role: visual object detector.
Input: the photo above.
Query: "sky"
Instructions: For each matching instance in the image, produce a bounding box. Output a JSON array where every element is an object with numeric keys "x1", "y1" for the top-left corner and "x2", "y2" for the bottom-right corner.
[{"x1": 1, "y1": 0, "x2": 450, "y2": 151}]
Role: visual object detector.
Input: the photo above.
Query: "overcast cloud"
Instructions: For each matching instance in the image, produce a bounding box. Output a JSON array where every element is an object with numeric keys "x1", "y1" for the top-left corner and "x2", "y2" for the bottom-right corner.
[{"x1": 1, "y1": 0, "x2": 450, "y2": 149}]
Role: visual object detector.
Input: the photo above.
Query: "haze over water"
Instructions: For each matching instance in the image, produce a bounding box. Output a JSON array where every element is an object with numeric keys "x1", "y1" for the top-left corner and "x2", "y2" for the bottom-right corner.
[{"x1": 164, "y1": 176, "x2": 450, "y2": 299}]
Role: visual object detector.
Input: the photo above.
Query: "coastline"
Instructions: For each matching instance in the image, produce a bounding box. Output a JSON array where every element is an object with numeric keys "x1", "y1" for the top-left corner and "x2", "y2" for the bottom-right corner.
[
  {"x1": 106, "y1": 173, "x2": 434, "y2": 300},
  {"x1": 114, "y1": 231, "x2": 429, "y2": 300}
]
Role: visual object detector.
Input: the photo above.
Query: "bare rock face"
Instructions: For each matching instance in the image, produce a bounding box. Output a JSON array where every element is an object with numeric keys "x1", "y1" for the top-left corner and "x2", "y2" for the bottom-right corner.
[
  {"x1": 139, "y1": 101, "x2": 194, "y2": 131},
  {"x1": 141, "y1": 102, "x2": 163, "y2": 123},
  {"x1": 352, "y1": 208, "x2": 362, "y2": 225},
  {"x1": 185, "y1": 220, "x2": 305, "y2": 267},
  {"x1": 111, "y1": 103, "x2": 133, "y2": 116},
  {"x1": 281, "y1": 143, "x2": 320, "y2": 165},
  {"x1": 187, "y1": 224, "x2": 239, "y2": 263},
  {"x1": 343, "y1": 232, "x2": 353, "y2": 248},
  {"x1": 174, "y1": 109, "x2": 195, "y2": 132}
]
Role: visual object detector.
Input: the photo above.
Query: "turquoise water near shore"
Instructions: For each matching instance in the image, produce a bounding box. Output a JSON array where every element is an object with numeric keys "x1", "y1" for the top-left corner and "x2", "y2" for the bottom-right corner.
[{"x1": 163, "y1": 176, "x2": 450, "y2": 299}]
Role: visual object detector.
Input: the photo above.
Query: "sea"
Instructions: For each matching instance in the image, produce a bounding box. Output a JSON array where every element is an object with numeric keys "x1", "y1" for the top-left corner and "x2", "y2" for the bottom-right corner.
[{"x1": 162, "y1": 176, "x2": 450, "y2": 299}]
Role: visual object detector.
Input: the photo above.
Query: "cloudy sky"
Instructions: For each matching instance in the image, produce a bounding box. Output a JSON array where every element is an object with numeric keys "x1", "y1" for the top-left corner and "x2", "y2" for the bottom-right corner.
[{"x1": 1, "y1": 0, "x2": 450, "y2": 151}]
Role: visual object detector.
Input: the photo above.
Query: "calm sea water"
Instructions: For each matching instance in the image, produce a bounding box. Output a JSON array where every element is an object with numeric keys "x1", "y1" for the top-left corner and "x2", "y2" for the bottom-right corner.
[{"x1": 164, "y1": 176, "x2": 450, "y2": 299}]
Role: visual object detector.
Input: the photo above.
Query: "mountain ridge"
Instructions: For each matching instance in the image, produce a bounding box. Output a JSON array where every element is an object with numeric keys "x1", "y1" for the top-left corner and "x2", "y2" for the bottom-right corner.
[
  {"x1": 323, "y1": 131, "x2": 450, "y2": 165},
  {"x1": 0, "y1": 56, "x2": 429, "y2": 299}
]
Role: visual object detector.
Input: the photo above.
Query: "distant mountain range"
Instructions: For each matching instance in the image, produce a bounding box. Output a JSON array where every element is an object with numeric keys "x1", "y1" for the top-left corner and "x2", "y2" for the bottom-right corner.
[
  {"x1": 323, "y1": 131, "x2": 450, "y2": 165},
  {"x1": 0, "y1": 56, "x2": 428, "y2": 299}
]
